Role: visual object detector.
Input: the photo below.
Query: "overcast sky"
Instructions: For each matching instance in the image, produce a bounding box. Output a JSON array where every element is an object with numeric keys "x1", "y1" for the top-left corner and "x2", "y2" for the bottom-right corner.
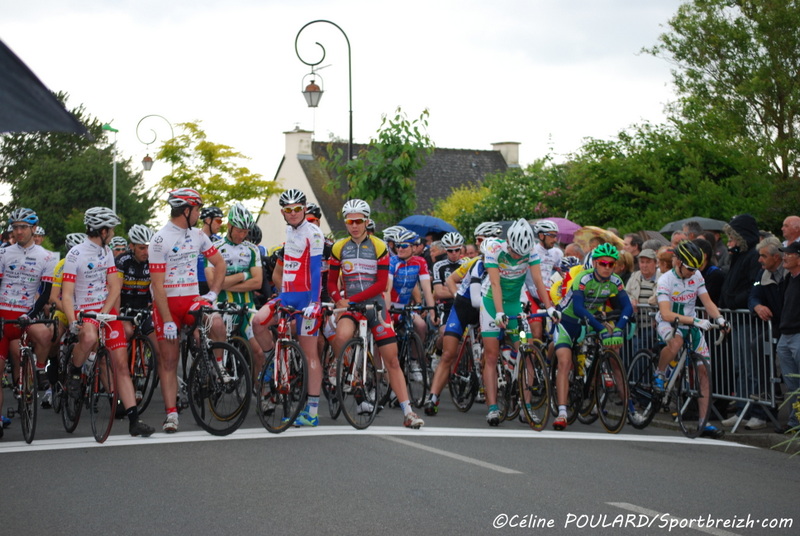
[{"x1": 1, "y1": 0, "x2": 684, "y2": 202}]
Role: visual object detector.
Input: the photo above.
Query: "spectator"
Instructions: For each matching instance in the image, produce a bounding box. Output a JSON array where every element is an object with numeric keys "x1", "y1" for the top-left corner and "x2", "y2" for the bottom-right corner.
[
  {"x1": 614, "y1": 250, "x2": 634, "y2": 285},
  {"x1": 626, "y1": 248, "x2": 659, "y2": 353},
  {"x1": 781, "y1": 215, "x2": 800, "y2": 247},
  {"x1": 464, "y1": 243, "x2": 479, "y2": 259},
  {"x1": 671, "y1": 231, "x2": 687, "y2": 247},
  {"x1": 775, "y1": 241, "x2": 800, "y2": 434},
  {"x1": 642, "y1": 238, "x2": 665, "y2": 253},
  {"x1": 564, "y1": 243, "x2": 584, "y2": 260},
  {"x1": 656, "y1": 246, "x2": 674, "y2": 277},
  {"x1": 694, "y1": 238, "x2": 724, "y2": 304},
  {"x1": 623, "y1": 233, "x2": 643, "y2": 271},
  {"x1": 683, "y1": 220, "x2": 703, "y2": 240}
]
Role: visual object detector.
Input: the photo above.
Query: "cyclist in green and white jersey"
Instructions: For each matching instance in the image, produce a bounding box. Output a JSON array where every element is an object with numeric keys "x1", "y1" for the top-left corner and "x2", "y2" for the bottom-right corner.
[
  {"x1": 553, "y1": 243, "x2": 633, "y2": 430},
  {"x1": 481, "y1": 218, "x2": 558, "y2": 426}
]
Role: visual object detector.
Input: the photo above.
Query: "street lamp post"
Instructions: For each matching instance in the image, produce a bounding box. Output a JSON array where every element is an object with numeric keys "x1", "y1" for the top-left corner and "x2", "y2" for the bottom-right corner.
[
  {"x1": 295, "y1": 20, "x2": 353, "y2": 161},
  {"x1": 136, "y1": 114, "x2": 174, "y2": 171},
  {"x1": 101, "y1": 123, "x2": 118, "y2": 213}
]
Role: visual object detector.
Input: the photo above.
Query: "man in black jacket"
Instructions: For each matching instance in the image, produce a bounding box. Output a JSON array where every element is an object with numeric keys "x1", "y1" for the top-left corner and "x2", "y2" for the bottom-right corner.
[{"x1": 775, "y1": 241, "x2": 800, "y2": 434}]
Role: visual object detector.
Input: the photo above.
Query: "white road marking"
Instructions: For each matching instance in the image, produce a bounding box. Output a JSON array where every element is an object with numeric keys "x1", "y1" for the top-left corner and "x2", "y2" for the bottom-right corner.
[
  {"x1": 380, "y1": 434, "x2": 522, "y2": 474},
  {"x1": 0, "y1": 425, "x2": 754, "y2": 455},
  {"x1": 608, "y1": 502, "x2": 741, "y2": 536}
]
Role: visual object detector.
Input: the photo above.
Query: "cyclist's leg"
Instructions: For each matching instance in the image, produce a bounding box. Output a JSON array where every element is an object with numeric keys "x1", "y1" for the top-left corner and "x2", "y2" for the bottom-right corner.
[
  {"x1": 656, "y1": 322, "x2": 683, "y2": 373},
  {"x1": 430, "y1": 333, "x2": 461, "y2": 397},
  {"x1": 27, "y1": 323, "x2": 54, "y2": 369}
]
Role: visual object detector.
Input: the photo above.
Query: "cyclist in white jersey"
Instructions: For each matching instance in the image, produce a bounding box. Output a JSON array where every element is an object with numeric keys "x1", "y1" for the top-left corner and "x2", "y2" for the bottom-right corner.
[
  {"x1": 0, "y1": 209, "x2": 58, "y2": 439},
  {"x1": 528, "y1": 220, "x2": 563, "y2": 340},
  {"x1": 149, "y1": 188, "x2": 227, "y2": 433},
  {"x1": 62, "y1": 207, "x2": 154, "y2": 437}
]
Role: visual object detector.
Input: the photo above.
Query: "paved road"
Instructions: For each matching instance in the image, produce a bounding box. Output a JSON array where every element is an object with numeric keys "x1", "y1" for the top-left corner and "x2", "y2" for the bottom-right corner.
[{"x1": 2, "y1": 390, "x2": 798, "y2": 535}]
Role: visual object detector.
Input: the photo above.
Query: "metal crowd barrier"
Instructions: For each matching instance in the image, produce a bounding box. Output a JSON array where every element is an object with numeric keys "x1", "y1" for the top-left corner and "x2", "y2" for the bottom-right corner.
[{"x1": 620, "y1": 304, "x2": 780, "y2": 433}]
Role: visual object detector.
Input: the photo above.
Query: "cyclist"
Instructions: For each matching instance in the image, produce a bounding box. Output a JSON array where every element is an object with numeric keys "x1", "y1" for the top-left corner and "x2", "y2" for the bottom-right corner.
[
  {"x1": 424, "y1": 238, "x2": 488, "y2": 415},
  {"x1": 385, "y1": 229, "x2": 439, "y2": 381},
  {"x1": 0, "y1": 208, "x2": 58, "y2": 437},
  {"x1": 253, "y1": 189, "x2": 325, "y2": 427},
  {"x1": 529, "y1": 220, "x2": 563, "y2": 339},
  {"x1": 552, "y1": 243, "x2": 633, "y2": 430},
  {"x1": 327, "y1": 199, "x2": 424, "y2": 428},
  {"x1": 208, "y1": 203, "x2": 264, "y2": 388},
  {"x1": 149, "y1": 189, "x2": 227, "y2": 433},
  {"x1": 33, "y1": 225, "x2": 45, "y2": 246},
  {"x1": 115, "y1": 224, "x2": 158, "y2": 398},
  {"x1": 431, "y1": 232, "x2": 466, "y2": 360},
  {"x1": 62, "y1": 207, "x2": 155, "y2": 437},
  {"x1": 654, "y1": 240, "x2": 728, "y2": 439},
  {"x1": 110, "y1": 236, "x2": 128, "y2": 257},
  {"x1": 481, "y1": 218, "x2": 558, "y2": 426},
  {"x1": 197, "y1": 205, "x2": 224, "y2": 295}
]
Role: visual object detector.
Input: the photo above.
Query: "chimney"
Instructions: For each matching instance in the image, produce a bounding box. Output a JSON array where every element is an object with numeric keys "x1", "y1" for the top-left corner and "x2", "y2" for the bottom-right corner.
[
  {"x1": 284, "y1": 127, "x2": 314, "y2": 158},
  {"x1": 491, "y1": 141, "x2": 520, "y2": 168}
]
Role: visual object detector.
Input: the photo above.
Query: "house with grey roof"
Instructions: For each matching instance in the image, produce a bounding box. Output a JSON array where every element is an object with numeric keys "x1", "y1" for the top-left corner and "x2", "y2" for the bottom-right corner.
[{"x1": 255, "y1": 127, "x2": 520, "y2": 247}]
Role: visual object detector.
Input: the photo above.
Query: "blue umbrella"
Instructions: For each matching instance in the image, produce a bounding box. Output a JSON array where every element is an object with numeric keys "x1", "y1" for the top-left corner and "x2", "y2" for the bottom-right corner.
[{"x1": 398, "y1": 215, "x2": 458, "y2": 236}]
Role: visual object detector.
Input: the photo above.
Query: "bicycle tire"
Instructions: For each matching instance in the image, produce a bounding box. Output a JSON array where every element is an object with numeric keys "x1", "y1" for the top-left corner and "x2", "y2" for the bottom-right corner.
[
  {"x1": 403, "y1": 333, "x2": 428, "y2": 408},
  {"x1": 676, "y1": 353, "x2": 708, "y2": 438},
  {"x1": 61, "y1": 342, "x2": 82, "y2": 433},
  {"x1": 550, "y1": 353, "x2": 582, "y2": 425},
  {"x1": 129, "y1": 334, "x2": 158, "y2": 415},
  {"x1": 321, "y1": 340, "x2": 341, "y2": 419},
  {"x1": 503, "y1": 367, "x2": 520, "y2": 422},
  {"x1": 593, "y1": 349, "x2": 627, "y2": 434},
  {"x1": 518, "y1": 347, "x2": 550, "y2": 431},
  {"x1": 229, "y1": 335, "x2": 254, "y2": 379},
  {"x1": 337, "y1": 337, "x2": 379, "y2": 429},
  {"x1": 90, "y1": 348, "x2": 117, "y2": 443},
  {"x1": 188, "y1": 341, "x2": 252, "y2": 436},
  {"x1": 20, "y1": 349, "x2": 38, "y2": 444},
  {"x1": 495, "y1": 359, "x2": 512, "y2": 421},
  {"x1": 627, "y1": 349, "x2": 660, "y2": 429},
  {"x1": 257, "y1": 340, "x2": 307, "y2": 433},
  {"x1": 52, "y1": 337, "x2": 71, "y2": 415},
  {"x1": 448, "y1": 339, "x2": 477, "y2": 412}
]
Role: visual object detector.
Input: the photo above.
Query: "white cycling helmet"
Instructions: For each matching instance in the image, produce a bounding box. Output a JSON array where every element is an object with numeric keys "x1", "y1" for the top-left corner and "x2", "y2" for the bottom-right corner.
[
  {"x1": 342, "y1": 199, "x2": 371, "y2": 218},
  {"x1": 109, "y1": 236, "x2": 128, "y2": 249},
  {"x1": 128, "y1": 224, "x2": 154, "y2": 245},
  {"x1": 34, "y1": 226, "x2": 46, "y2": 236},
  {"x1": 382, "y1": 225, "x2": 407, "y2": 242},
  {"x1": 506, "y1": 218, "x2": 535, "y2": 255},
  {"x1": 441, "y1": 232, "x2": 464, "y2": 248},
  {"x1": 84, "y1": 207, "x2": 121, "y2": 231},
  {"x1": 8, "y1": 207, "x2": 39, "y2": 226},
  {"x1": 279, "y1": 188, "x2": 307, "y2": 207},
  {"x1": 533, "y1": 220, "x2": 559, "y2": 235},
  {"x1": 65, "y1": 232, "x2": 87, "y2": 250},
  {"x1": 167, "y1": 188, "x2": 203, "y2": 209},
  {"x1": 228, "y1": 202, "x2": 254, "y2": 229},
  {"x1": 474, "y1": 221, "x2": 502, "y2": 238}
]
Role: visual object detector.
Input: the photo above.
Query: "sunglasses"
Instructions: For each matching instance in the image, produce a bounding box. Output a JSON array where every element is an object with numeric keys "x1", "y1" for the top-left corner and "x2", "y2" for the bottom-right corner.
[
  {"x1": 542, "y1": 232, "x2": 558, "y2": 238},
  {"x1": 396, "y1": 243, "x2": 412, "y2": 249},
  {"x1": 446, "y1": 248, "x2": 461, "y2": 253},
  {"x1": 682, "y1": 264, "x2": 697, "y2": 272},
  {"x1": 345, "y1": 218, "x2": 367, "y2": 225},
  {"x1": 213, "y1": 218, "x2": 223, "y2": 224},
  {"x1": 596, "y1": 260, "x2": 615, "y2": 268},
  {"x1": 282, "y1": 206, "x2": 304, "y2": 214},
  {"x1": 11, "y1": 224, "x2": 31, "y2": 231}
]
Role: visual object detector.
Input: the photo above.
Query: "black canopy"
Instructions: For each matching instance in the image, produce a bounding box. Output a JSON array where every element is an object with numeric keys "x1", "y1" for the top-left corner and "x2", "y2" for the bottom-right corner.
[{"x1": 0, "y1": 38, "x2": 89, "y2": 137}]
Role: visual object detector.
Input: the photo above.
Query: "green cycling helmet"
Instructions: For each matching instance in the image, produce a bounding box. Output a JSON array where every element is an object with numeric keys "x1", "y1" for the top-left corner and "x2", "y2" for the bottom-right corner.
[
  {"x1": 228, "y1": 202, "x2": 254, "y2": 230},
  {"x1": 591, "y1": 242, "x2": 619, "y2": 260}
]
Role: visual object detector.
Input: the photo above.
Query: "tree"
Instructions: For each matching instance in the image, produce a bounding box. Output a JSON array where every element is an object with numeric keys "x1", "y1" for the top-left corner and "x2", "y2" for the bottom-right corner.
[
  {"x1": 157, "y1": 121, "x2": 281, "y2": 211},
  {"x1": 0, "y1": 92, "x2": 156, "y2": 251},
  {"x1": 324, "y1": 107, "x2": 434, "y2": 224},
  {"x1": 646, "y1": 0, "x2": 800, "y2": 224}
]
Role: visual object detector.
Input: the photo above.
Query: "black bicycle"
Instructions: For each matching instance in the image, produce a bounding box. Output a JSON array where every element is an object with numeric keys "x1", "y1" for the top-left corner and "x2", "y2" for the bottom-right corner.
[{"x1": 388, "y1": 304, "x2": 437, "y2": 408}]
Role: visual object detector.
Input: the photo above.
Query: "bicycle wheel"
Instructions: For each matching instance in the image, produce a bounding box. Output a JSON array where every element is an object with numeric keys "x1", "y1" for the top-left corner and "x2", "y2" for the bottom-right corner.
[
  {"x1": 627, "y1": 349, "x2": 660, "y2": 429},
  {"x1": 337, "y1": 338, "x2": 379, "y2": 429},
  {"x1": 188, "y1": 341, "x2": 252, "y2": 436},
  {"x1": 90, "y1": 349, "x2": 117, "y2": 443},
  {"x1": 403, "y1": 333, "x2": 428, "y2": 408},
  {"x1": 20, "y1": 349, "x2": 38, "y2": 444},
  {"x1": 321, "y1": 340, "x2": 341, "y2": 419},
  {"x1": 52, "y1": 338, "x2": 71, "y2": 415},
  {"x1": 257, "y1": 340, "x2": 307, "y2": 433},
  {"x1": 448, "y1": 340, "x2": 478, "y2": 412},
  {"x1": 129, "y1": 334, "x2": 158, "y2": 415},
  {"x1": 676, "y1": 354, "x2": 709, "y2": 438},
  {"x1": 577, "y1": 355, "x2": 598, "y2": 425},
  {"x1": 229, "y1": 335, "x2": 254, "y2": 379},
  {"x1": 549, "y1": 354, "x2": 583, "y2": 424},
  {"x1": 518, "y1": 348, "x2": 551, "y2": 431},
  {"x1": 593, "y1": 350, "x2": 627, "y2": 434},
  {"x1": 61, "y1": 342, "x2": 83, "y2": 433}
]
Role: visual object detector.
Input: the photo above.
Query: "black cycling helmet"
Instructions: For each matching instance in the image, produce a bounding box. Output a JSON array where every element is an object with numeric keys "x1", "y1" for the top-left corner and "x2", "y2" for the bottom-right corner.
[
  {"x1": 675, "y1": 240, "x2": 704, "y2": 270},
  {"x1": 305, "y1": 202, "x2": 322, "y2": 219},
  {"x1": 247, "y1": 223, "x2": 263, "y2": 245},
  {"x1": 200, "y1": 206, "x2": 224, "y2": 220}
]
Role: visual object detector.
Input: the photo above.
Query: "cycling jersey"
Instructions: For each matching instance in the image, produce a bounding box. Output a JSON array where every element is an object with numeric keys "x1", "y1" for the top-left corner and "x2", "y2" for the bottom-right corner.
[
  {"x1": 528, "y1": 243, "x2": 563, "y2": 300},
  {"x1": 432, "y1": 258, "x2": 463, "y2": 301},
  {"x1": 0, "y1": 242, "x2": 57, "y2": 313},
  {"x1": 655, "y1": 268, "x2": 707, "y2": 322},
  {"x1": 280, "y1": 220, "x2": 324, "y2": 299},
  {"x1": 559, "y1": 269, "x2": 632, "y2": 333},
  {"x1": 214, "y1": 236, "x2": 260, "y2": 306},
  {"x1": 328, "y1": 235, "x2": 390, "y2": 303},
  {"x1": 116, "y1": 251, "x2": 151, "y2": 310},
  {"x1": 388, "y1": 255, "x2": 430, "y2": 305},
  {"x1": 62, "y1": 240, "x2": 116, "y2": 310},
  {"x1": 149, "y1": 222, "x2": 218, "y2": 298},
  {"x1": 482, "y1": 239, "x2": 539, "y2": 303}
]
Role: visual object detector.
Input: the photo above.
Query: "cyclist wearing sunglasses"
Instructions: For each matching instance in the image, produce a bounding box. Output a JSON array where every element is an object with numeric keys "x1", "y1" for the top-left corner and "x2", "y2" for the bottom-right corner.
[
  {"x1": 328, "y1": 199, "x2": 425, "y2": 428},
  {"x1": 653, "y1": 240, "x2": 728, "y2": 438},
  {"x1": 552, "y1": 242, "x2": 633, "y2": 430}
]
